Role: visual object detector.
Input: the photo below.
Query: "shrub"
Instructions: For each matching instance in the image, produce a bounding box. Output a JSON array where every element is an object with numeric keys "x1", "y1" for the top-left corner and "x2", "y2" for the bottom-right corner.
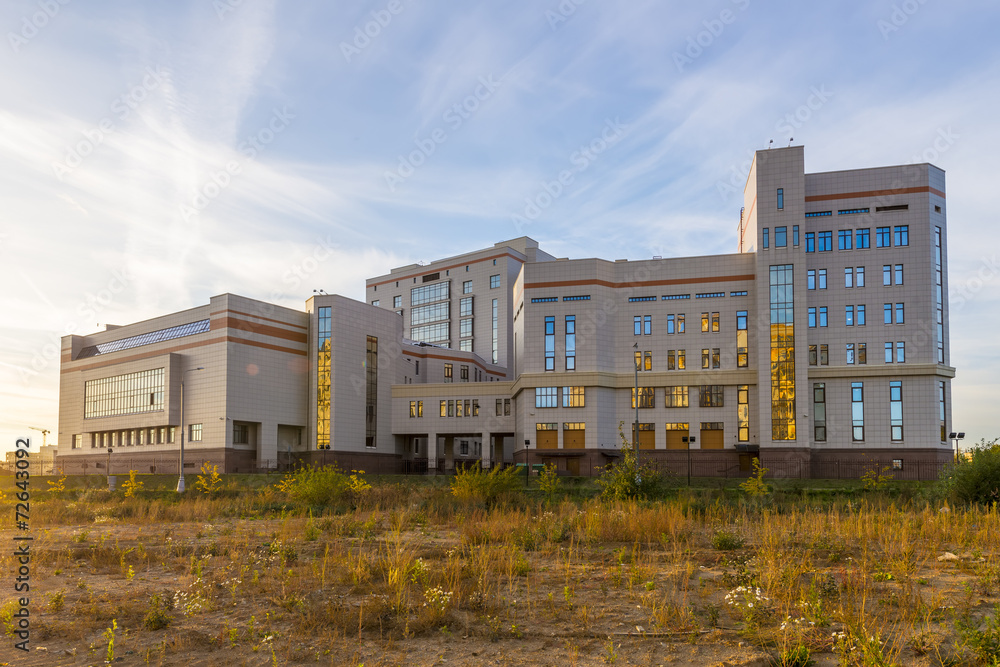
[
  {"x1": 740, "y1": 458, "x2": 770, "y2": 497},
  {"x1": 596, "y1": 422, "x2": 669, "y2": 501},
  {"x1": 194, "y1": 462, "x2": 223, "y2": 496},
  {"x1": 941, "y1": 438, "x2": 1000, "y2": 505},
  {"x1": 712, "y1": 530, "x2": 745, "y2": 551},
  {"x1": 450, "y1": 463, "x2": 520, "y2": 505},
  {"x1": 122, "y1": 470, "x2": 144, "y2": 498},
  {"x1": 277, "y1": 465, "x2": 350, "y2": 506},
  {"x1": 538, "y1": 463, "x2": 562, "y2": 504}
]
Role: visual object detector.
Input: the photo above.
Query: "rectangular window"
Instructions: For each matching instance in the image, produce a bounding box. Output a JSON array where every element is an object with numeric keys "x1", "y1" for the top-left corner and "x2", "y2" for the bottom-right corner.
[
  {"x1": 883, "y1": 265, "x2": 892, "y2": 286},
  {"x1": 365, "y1": 336, "x2": 378, "y2": 448},
  {"x1": 808, "y1": 307, "x2": 816, "y2": 328},
  {"x1": 491, "y1": 299, "x2": 498, "y2": 364},
  {"x1": 851, "y1": 382, "x2": 864, "y2": 441},
  {"x1": 456, "y1": 400, "x2": 463, "y2": 418},
  {"x1": 665, "y1": 386, "x2": 689, "y2": 408},
  {"x1": 544, "y1": 315, "x2": 555, "y2": 371},
  {"x1": 809, "y1": 344, "x2": 817, "y2": 366},
  {"x1": 845, "y1": 267, "x2": 853, "y2": 288},
  {"x1": 805, "y1": 232, "x2": 815, "y2": 253},
  {"x1": 460, "y1": 365, "x2": 469, "y2": 381},
  {"x1": 190, "y1": 423, "x2": 202, "y2": 442},
  {"x1": 417, "y1": 400, "x2": 423, "y2": 417},
  {"x1": 738, "y1": 385, "x2": 750, "y2": 441},
  {"x1": 895, "y1": 303, "x2": 904, "y2": 324},
  {"x1": 777, "y1": 188, "x2": 784, "y2": 210},
  {"x1": 712, "y1": 348, "x2": 720, "y2": 369},
  {"x1": 762, "y1": 227, "x2": 769, "y2": 249},
  {"x1": 701, "y1": 312, "x2": 709, "y2": 332},
  {"x1": 813, "y1": 383, "x2": 826, "y2": 441},
  {"x1": 819, "y1": 306, "x2": 828, "y2": 327},
  {"x1": 857, "y1": 266, "x2": 865, "y2": 287},
  {"x1": 818, "y1": 231, "x2": 833, "y2": 252},
  {"x1": 820, "y1": 344, "x2": 828, "y2": 366},
  {"x1": 411, "y1": 302, "x2": 450, "y2": 326},
  {"x1": 409, "y1": 401, "x2": 417, "y2": 418},
  {"x1": 857, "y1": 305, "x2": 866, "y2": 326},
  {"x1": 667, "y1": 314, "x2": 675, "y2": 334},
  {"x1": 838, "y1": 230, "x2": 852, "y2": 250},
  {"x1": 939, "y1": 381, "x2": 947, "y2": 441},
  {"x1": 667, "y1": 349, "x2": 675, "y2": 370},
  {"x1": 856, "y1": 228, "x2": 870, "y2": 249},
  {"x1": 371, "y1": 300, "x2": 379, "y2": 307},
  {"x1": 700, "y1": 385, "x2": 724, "y2": 407},
  {"x1": 793, "y1": 225, "x2": 799, "y2": 247},
  {"x1": 634, "y1": 316, "x2": 642, "y2": 336},
  {"x1": 562, "y1": 386, "x2": 585, "y2": 407},
  {"x1": 736, "y1": 310, "x2": 748, "y2": 368},
  {"x1": 535, "y1": 387, "x2": 558, "y2": 408},
  {"x1": 644, "y1": 315, "x2": 652, "y2": 335},
  {"x1": 896, "y1": 341, "x2": 905, "y2": 363},
  {"x1": 678, "y1": 349, "x2": 686, "y2": 370},
  {"x1": 884, "y1": 304, "x2": 892, "y2": 324},
  {"x1": 846, "y1": 305, "x2": 854, "y2": 326},
  {"x1": 895, "y1": 264, "x2": 903, "y2": 285},
  {"x1": 490, "y1": 274, "x2": 500, "y2": 289},
  {"x1": 463, "y1": 280, "x2": 472, "y2": 294},
  {"x1": 712, "y1": 312, "x2": 720, "y2": 332},
  {"x1": 701, "y1": 348, "x2": 710, "y2": 369},
  {"x1": 644, "y1": 351, "x2": 652, "y2": 371},
  {"x1": 677, "y1": 314, "x2": 685, "y2": 333},
  {"x1": 890, "y1": 380, "x2": 903, "y2": 441},
  {"x1": 818, "y1": 269, "x2": 827, "y2": 289},
  {"x1": 876, "y1": 226, "x2": 891, "y2": 248},
  {"x1": 632, "y1": 387, "x2": 655, "y2": 409},
  {"x1": 411, "y1": 281, "x2": 449, "y2": 306},
  {"x1": 73, "y1": 434, "x2": 83, "y2": 449},
  {"x1": 460, "y1": 318, "x2": 473, "y2": 338},
  {"x1": 505, "y1": 398, "x2": 511, "y2": 416},
  {"x1": 84, "y1": 368, "x2": 166, "y2": 419},
  {"x1": 885, "y1": 342, "x2": 893, "y2": 363},
  {"x1": 936, "y1": 227, "x2": 945, "y2": 364},
  {"x1": 808, "y1": 269, "x2": 816, "y2": 290},
  {"x1": 565, "y1": 315, "x2": 576, "y2": 371},
  {"x1": 460, "y1": 296, "x2": 473, "y2": 316},
  {"x1": 894, "y1": 225, "x2": 909, "y2": 246},
  {"x1": 393, "y1": 295, "x2": 402, "y2": 308},
  {"x1": 444, "y1": 363, "x2": 453, "y2": 382},
  {"x1": 858, "y1": 343, "x2": 866, "y2": 364},
  {"x1": 495, "y1": 399, "x2": 502, "y2": 416},
  {"x1": 846, "y1": 343, "x2": 855, "y2": 365},
  {"x1": 775, "y1": 226, "x2": 787, "y2": 247}
]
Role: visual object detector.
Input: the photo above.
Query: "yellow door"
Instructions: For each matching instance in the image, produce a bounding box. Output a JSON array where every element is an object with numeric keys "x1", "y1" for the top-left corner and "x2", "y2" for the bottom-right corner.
[
  {"x1": 665, "y1": 430, "x2": 688, "y2": 450},
  {"x1": 700, "y1": 429, "x2": 724, "y2": 449},
  {"x1": 564, "y1": 429, "x2": 585, "y2": 449},
  {"x1": 536, "y1": 429, "x2": 558, "y2": 450},
  {"x1": 566, "y1": 458, "x2": 580, "y2": 476},
  {"x1": 632, "y1": 429, "x2": 656, "y2": 450}
]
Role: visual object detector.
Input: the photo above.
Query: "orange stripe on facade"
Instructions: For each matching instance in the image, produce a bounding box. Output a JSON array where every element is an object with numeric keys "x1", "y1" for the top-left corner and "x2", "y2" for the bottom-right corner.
[
  {"x1": 401, "y1": 349, "x2": 504, "y2": 376},
  {"x1": 805, "y1": 185, "x2": 945, "y2": 202},
  {"x1": 524, "y1": 274, "x2": 755, "y2": 291},
  {"x1": 63, "y1": 334, "x2": 306, "y2": 372},
  {"x1": 367, "y1": 252, "x2": 524, "y2": 288},
  {"x1": 211, "y1": 316, "x2": 308, "y2": 344},
  {"x1": 210, "y1": 308, "x2": 308, "y2": 330}
]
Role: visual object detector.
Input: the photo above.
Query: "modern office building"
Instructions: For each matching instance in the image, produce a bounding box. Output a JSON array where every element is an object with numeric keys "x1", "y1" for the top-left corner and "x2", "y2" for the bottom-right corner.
[{"x1": 57, "y1": 146, "x2": 955, "y2": 478}]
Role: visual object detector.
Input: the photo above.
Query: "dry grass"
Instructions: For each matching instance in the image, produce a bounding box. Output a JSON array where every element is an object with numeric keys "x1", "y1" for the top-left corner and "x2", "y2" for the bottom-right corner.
[{"x1": 1, "y1": 479, "x2": 1000, "y2": 665}]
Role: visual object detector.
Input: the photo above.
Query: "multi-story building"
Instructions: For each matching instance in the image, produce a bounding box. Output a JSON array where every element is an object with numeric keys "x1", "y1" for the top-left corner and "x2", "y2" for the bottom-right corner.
[{"x1": 56, "y1": 146, "x2": 955, "y2": 478}]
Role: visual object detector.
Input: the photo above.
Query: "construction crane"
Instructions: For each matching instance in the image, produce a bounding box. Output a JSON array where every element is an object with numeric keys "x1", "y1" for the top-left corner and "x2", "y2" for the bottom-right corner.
[{"x1": 27, "y1": 426, "x2": 50, "y2": 447}]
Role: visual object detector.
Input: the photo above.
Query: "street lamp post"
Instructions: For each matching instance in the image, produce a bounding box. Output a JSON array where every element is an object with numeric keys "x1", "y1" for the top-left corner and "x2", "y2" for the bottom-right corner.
[
  {"x1": 176, "y1": 366, "x2": 205, "y2": 493},
  {"x1": 949, "y1": 431, "x2": 965, "y2": 465},
  {"x1": 633, "y1": 342, "x2": 639, "y2": 456},
  {"x1": 107, "y1": 447, "x2": 113, "y2": 490}
]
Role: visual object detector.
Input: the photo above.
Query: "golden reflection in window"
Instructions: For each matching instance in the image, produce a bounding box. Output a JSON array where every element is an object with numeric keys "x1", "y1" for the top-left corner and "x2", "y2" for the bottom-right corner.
[
  {"x1": 316, "y1": 306, "x2": 332, "y2": 449},
  {"x1": 769, "y1": 265, "x2": 796, "y2": 440}
]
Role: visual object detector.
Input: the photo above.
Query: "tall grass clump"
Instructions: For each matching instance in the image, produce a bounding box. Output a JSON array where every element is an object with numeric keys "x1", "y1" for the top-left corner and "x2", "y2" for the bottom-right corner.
[
  {"x1": 596, "y1": 422, "x2": 669, "y2": 501},
  {"x1": 450, "y1": 463, "x2": 520, "y2": 505},
  {"x1": 940, "y1": 438, "x2": 1000, "y2": 505}
]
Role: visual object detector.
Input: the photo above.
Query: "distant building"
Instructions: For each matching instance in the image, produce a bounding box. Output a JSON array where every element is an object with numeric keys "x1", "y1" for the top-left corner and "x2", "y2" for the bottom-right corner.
[{"x1": 57, "y1": 146, "x2": 954, "y2": 478}]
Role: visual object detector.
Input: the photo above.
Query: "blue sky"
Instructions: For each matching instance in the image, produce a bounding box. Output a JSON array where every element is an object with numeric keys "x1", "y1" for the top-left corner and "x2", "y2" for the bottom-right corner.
[{"x1": 1, "y1": 0, "x2": 998, "y2": 453}]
